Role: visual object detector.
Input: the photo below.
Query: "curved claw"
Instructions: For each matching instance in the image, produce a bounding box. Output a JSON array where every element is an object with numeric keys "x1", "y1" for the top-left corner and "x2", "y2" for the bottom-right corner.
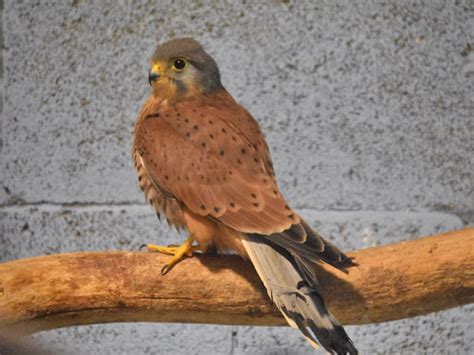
[
  {"x1": 141, "y1": 236, "x2": 198, "y2": 275},
  {"x1": 161, "y1": 264, "x2": 170, "y2": 275},
  {"x1": 139, "y1": 244, "x2": 148, "y2": 251}
]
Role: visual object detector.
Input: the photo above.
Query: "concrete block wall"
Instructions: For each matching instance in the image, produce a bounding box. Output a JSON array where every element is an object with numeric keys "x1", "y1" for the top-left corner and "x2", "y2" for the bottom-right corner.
[{"x1": 1, "y1": 1, "x2": 473, "y2": 354}]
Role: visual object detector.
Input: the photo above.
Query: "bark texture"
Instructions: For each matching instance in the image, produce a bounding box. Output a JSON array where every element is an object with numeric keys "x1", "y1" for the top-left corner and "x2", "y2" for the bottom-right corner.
[{"x1": 0, "y1": 228, "x2": 472, "y2": 334}]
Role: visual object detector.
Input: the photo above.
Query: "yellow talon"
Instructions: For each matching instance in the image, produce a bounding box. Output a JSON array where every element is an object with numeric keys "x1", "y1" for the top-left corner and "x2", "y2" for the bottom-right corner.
[{"x1": 142, "y1": 236, "x2": 203, "y2": 275}]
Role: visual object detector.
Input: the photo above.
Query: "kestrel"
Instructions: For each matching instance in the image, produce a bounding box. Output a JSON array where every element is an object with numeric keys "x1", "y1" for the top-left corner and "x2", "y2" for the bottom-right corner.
[{"x1": 133, "y1": 38, "x2": 358, "y2": 354}]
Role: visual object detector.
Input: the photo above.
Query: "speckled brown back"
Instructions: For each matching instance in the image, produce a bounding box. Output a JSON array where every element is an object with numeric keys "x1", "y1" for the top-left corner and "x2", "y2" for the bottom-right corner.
[{"x1": 134, "y1": 90, "x2": 299, "y2": 235}]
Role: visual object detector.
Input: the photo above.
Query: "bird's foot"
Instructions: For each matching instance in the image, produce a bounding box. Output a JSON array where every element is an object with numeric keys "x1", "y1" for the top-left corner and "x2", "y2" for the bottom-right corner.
[{"x1": 140, "y1": 236, "x2": 203, "y2": 275}]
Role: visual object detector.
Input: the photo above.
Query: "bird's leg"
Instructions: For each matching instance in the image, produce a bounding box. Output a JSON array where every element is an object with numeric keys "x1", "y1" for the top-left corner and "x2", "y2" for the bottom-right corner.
[{"x1": 141, "y1": 236, "x2": 204, "y2": 275}]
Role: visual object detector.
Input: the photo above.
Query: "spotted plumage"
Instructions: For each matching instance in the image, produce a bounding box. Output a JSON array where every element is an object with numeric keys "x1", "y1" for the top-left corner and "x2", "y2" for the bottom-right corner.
[{"x1": 133, "y1": 38, "x2": 357, "y2": 354}]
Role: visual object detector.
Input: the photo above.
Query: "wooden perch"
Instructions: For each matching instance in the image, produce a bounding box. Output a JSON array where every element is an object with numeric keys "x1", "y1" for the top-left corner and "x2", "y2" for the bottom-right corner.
[{"x1": 0, "y1": 228, "x2": 472, "y2": 335}]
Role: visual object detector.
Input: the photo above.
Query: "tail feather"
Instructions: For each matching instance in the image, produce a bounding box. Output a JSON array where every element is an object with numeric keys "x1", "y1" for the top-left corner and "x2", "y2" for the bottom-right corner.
[
  {"x1": 266, "y1": 220, "x2": 355, "y2": 270},
  {"x1": 241, "y1": 235, "x2": 358, "y2": 355}
]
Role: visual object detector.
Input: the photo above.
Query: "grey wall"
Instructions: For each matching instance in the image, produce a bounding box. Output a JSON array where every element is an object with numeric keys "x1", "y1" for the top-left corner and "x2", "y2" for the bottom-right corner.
[{"x1": 1, "y1": 1, "x2": 473, "y2": 354}]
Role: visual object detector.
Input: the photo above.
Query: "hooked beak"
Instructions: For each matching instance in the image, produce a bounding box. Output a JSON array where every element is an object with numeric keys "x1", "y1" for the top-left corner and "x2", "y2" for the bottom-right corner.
[{"x1": 148, "y1": 63, "x2": 162, "y2": 86}]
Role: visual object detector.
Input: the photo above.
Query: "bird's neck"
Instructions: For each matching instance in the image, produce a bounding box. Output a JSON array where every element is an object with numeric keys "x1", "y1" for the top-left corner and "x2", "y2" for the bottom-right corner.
[{"x1": 151, "y1": 86, "x2": 229, "y2": 106}]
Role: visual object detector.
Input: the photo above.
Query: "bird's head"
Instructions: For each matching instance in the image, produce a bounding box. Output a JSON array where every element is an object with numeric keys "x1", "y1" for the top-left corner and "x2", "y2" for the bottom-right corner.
[{"x1": 148, "y1": 38, "x2": 223, "y2": 101}]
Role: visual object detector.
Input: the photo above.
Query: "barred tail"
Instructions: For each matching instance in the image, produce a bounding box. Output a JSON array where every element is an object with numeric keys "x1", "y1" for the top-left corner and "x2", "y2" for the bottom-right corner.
[{"x1": 241, "y1": 236, "x2": 358, "y2": 355}]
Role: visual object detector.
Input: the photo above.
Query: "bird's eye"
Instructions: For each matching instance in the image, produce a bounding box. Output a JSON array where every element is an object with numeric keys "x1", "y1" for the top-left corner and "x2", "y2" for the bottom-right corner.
[{"x1": 173, "y1": 59, "x2": 186, "y2": 70}]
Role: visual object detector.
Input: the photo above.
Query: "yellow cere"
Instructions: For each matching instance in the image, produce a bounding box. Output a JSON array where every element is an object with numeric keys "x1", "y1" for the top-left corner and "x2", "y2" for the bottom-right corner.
[{"x1": 151, "y1": 63, "x2": 162, "y2": 74}]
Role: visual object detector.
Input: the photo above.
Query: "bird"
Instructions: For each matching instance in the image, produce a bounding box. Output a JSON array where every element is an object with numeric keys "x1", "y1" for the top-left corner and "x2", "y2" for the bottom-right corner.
[{"x1": 133, "y1": 38, "x2": 358, "y2": 354}]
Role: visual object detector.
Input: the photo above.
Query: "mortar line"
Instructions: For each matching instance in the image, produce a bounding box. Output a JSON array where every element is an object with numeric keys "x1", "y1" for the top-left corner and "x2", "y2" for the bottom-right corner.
[{"x1": 0, "y1": 202, "x2": 467, "y2": 220}]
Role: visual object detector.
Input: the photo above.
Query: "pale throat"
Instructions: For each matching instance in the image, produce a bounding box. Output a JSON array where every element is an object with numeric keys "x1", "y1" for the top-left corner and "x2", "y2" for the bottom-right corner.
[{"x1": 153, "y1": 77, "x2": 203, "y2": 103}]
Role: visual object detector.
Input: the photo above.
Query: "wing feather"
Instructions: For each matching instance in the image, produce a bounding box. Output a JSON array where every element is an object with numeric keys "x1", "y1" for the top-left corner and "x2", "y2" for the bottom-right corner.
[
  {"x1": 134, "y1": 91, "x2": 297, "y2": 235},
  {"x1": 134, "y1": 91, "x2": 354, "y2": 269}
]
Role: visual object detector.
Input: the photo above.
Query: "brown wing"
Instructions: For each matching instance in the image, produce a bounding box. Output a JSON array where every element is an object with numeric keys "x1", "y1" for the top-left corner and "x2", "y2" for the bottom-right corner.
[{"x1": 134, "y1": 90, "x2": 299, "y2": 235}]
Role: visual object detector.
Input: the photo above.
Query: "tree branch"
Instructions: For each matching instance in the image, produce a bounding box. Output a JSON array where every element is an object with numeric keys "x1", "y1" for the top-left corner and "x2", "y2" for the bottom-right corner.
[{"x1": 0, "y1": 228, "x2": 472, "y2": 334}]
